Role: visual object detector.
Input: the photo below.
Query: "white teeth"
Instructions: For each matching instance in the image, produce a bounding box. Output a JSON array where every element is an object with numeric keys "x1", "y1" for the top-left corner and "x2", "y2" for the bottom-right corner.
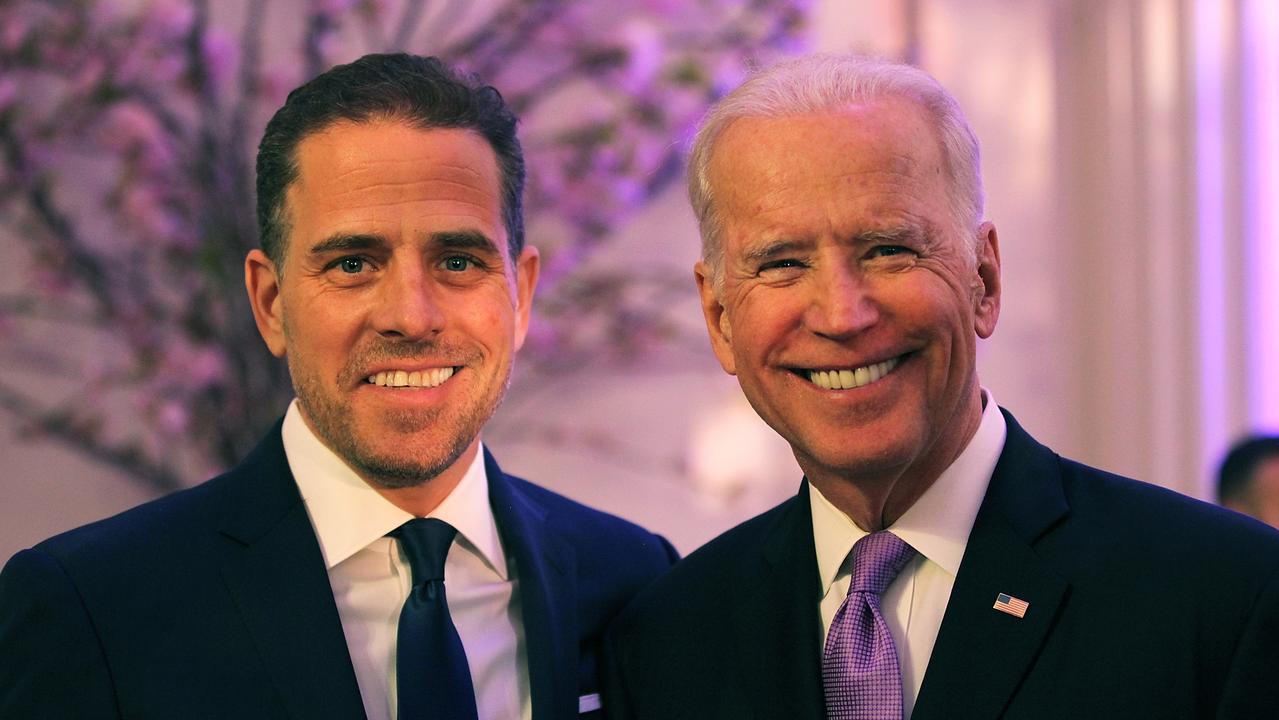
[
  {"x1": 854, "y1": 367, "x2": 870, "y2": 386},
  {"x1": 366, "y1": 367, "x2": 456, "y2": 389},
  {"x1": 806, "y1": 357, "x2": 900, "y2": 390}
]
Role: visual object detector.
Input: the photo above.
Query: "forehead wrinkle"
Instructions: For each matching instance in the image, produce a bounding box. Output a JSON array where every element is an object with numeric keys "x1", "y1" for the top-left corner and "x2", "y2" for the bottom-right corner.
[
  {"x1": 324, "y1": 176, "x2": 495, "y2": 198},
  {"x1": 735, "y1": 165, "x2": 929, "y2": 219},
  {"x1": 328, "y1": 159, "x2": 489, "y2": 185}
]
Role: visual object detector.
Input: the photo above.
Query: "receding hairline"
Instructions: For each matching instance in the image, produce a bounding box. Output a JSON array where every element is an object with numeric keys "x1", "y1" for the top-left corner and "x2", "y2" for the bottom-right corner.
[{"x1": 687, "y1": 53, "x2": 985, "y2": 286}]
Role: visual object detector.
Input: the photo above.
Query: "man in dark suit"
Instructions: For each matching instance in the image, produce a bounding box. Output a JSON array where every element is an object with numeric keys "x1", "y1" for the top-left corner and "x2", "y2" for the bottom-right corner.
[
  {"x1": 0, "y1": 53, "x2": 676, "y2": 719},
  {"x1": 605, "y1": 53, "x2": 1279, "y2": 719}
]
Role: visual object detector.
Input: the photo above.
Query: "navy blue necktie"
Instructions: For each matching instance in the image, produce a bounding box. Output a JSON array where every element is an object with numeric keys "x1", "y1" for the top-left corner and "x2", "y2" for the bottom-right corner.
[{"x1": 390, "y1": 518, "x2": 479, "y2": 720}]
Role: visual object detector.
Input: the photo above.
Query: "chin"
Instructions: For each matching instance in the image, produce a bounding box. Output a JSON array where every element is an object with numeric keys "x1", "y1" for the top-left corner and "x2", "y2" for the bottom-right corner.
[
  {"x1": 349, "y1": 444, "x2": 467, "y2": 488},
  {"x1": 800, "y1": 432, "x2": 921, "y2": 479}
]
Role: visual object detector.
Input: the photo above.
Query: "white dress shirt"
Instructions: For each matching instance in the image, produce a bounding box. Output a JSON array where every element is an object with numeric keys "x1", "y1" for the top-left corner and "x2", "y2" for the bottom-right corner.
[
  {"x1": 282, "y1": 400, "x2": 531, "y2": 720},
  {"x1": 811, "y1": 390, "x2": 1007, "y2": 719}
]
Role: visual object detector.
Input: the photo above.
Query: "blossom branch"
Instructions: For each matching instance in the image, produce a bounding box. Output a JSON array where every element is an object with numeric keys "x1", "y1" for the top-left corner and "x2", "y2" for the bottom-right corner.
[
  {"x1": 0, "y1": 294, "x2": 97, "y2": 328},
  {"x1": 0, "y1": 381, "x2": 183, "y2": 493},
  {"x1": 468, "y1": 0, "x2": 567, "y2": 81},
  {"x1": 0, "y1": 127, "x2": 118, "y2": 321}
]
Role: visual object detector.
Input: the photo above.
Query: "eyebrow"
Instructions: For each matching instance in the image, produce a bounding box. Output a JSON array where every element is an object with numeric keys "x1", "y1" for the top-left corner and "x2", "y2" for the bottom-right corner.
[
  {"x1": 431, "y1": 229, "x2": 501, "y2": 255},
  {"x1": 308, "y1": 233, "x2": 386, "y2": 255},
  {"x1": 306, "y1": 229, "x2": 502, "y2": 256},
  {"x1": 743, "y1": 238, "x2": 812, "y2": 264},
  {"x1": 854, "y1": 227, "x2": 925, "y2": 245}
]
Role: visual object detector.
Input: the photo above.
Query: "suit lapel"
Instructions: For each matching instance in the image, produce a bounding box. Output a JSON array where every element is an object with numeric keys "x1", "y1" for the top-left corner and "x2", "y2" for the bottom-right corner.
[
  {"x1": 217, "y1": 424, "x2": 367, "y2": 720},
  {"x1": 913, "y1": 411, "x2": 1071, "y2": 720},
  {"x1": 486, "y1": 450, "x2": 578, "y2": 720},
  {"x1": 730, "y1": 483, "x2": 826, "y2": 720}
]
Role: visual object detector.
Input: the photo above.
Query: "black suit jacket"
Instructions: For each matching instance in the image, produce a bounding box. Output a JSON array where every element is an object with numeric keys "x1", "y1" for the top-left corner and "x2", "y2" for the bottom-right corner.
[
  {"x1": 605, "y1": 410, "x2": 1279, "y2": 719},
  {"x1": 0, "y1": 422, "x2": 678, "y2": 719}
]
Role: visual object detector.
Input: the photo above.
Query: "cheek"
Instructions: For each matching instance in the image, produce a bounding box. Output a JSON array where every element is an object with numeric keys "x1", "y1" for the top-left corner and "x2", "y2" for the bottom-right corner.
[
  {"x1": 731, "y1": 296, "x2": 796, "y2": 350},
  {"x1": 466, "y1": 294, "x2": 519, "y2": 348}
]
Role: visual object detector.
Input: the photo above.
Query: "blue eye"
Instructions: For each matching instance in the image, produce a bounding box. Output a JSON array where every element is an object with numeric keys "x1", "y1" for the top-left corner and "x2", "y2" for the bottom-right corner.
[
  {"x1": 442, "y1": 256, "x2": 473, "y2": 272},
  {"x1": 338, "y1": 257, "x2": 365, "y2": 273}
]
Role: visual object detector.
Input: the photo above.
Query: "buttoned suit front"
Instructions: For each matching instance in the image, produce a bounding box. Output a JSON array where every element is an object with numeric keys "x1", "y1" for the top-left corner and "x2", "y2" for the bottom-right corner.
[
  {"x1": 605, "y1": 410, "x2": 1279, "y2": 719},
  {"x1": 0, "y1": 420, "x2": 677, "y2": 719}
]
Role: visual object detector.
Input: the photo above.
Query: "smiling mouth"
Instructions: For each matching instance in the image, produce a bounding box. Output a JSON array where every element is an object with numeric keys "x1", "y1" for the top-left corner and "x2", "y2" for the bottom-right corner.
[
  {"x1": 801, "y1": 356, "x2": 903, "y2": 390},
  {"x1": 365, "y1": 367, "x2": 457, "y2": 389}
]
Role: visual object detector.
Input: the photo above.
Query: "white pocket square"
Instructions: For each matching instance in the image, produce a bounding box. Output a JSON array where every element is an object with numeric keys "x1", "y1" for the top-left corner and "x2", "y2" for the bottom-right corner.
[{"x1": 578, "y1": 693, "x2": 602, "y2": 713}]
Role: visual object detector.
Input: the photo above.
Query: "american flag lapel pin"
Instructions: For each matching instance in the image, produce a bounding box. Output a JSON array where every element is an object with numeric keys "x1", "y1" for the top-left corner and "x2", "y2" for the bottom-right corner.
[{"x1": 993, "y1": 592, "x2": 1030, "y2": 618}]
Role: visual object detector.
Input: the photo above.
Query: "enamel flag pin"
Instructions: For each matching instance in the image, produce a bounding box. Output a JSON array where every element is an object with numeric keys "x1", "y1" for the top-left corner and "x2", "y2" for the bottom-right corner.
[{"x1": 993, "y1": 592, "x2": 1030, "y2": 618}]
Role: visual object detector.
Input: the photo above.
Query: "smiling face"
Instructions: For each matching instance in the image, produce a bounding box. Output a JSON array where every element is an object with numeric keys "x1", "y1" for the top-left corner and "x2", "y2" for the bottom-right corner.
[
  {"x1": 695, "y1": 97, "x2": 1000, "y2": 505},
  {"x1": 246, "y1": 119, "x2": 538, "y2": 490}
]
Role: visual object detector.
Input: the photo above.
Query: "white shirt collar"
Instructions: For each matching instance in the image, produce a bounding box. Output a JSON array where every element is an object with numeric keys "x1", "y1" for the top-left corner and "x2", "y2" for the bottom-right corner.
[
  {"x1": 281, "y1": 399, "x2": 508, "y2": 578},
  {"x1": 811, "y1": 389, "x2": 1007, "y2": 594}
]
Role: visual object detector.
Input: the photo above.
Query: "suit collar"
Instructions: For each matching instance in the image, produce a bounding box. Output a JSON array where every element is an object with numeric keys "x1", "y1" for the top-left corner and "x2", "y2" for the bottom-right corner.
[
  {"x1": 912, "y1": 409, "x2": 1070, "y2": 720},
  {"x1": 215, "y1": 421, "x2": 368, "y2": 719},
  {"x1": 279, "y1": 402, "x2": 507, "y2": 576},
  {"x1": 732, "y1": 482, "x2": 826, "y2": 720},
  {"x1": 484, "y1": 449, "x2": 578, "y2": 720}
]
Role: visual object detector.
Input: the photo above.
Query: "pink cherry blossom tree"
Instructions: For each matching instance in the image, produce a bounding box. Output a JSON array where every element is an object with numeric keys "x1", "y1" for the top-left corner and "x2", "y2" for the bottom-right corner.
[{"x1": 0, "y1": 0, "x2": 808, "y2": 491}]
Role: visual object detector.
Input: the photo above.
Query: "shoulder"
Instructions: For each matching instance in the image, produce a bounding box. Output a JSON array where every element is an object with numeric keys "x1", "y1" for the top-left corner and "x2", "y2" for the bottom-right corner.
[
  {"x1": 665, "y1": 496, "x2": 798, "y2": 581},
  {"x1": 995, "y1": 415, "x2": 1279, "y2": 607},
  {"x1": 499, "y1": 472, "x2": 678, "y2": 566},
  {"x1": 17, "y1": 423, "x2": 293, "y2": 576},
  {"x1": 0, "y1": 469, "x2": 245, "y2": 676},
  {"x1": 998, "y1": 408, "x2": 1279, "y2": 563},
  {"x1": 1058, "y1": 456, "x2": 1279, "y2": 562},
  {"x1": 20, "y1": 473, "x2": 237, "y2": 575},
  {"x1": 614, "y1": 495, "x2": 801, "y2": 630}
]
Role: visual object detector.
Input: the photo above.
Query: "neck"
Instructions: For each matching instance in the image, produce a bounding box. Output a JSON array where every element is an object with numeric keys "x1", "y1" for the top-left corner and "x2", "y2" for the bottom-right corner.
[{"x1": 805, "y1": 393, "x2": 985, "y2": 531}]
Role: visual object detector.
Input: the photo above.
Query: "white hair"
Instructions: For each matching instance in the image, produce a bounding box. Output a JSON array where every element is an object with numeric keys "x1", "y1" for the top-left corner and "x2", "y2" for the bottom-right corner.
[{"x1": 688, "y1": 53, "x2": 984, "y2": 283}]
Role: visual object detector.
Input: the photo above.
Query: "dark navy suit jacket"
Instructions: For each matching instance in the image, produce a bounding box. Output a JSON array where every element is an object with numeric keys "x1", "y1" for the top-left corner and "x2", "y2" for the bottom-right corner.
[
  {"x1": 0, "y1": 422, "x2": 677, "y2": 719},
  {"x1": 605, "y1": 410, "x2": 1279, "y2": 719}
]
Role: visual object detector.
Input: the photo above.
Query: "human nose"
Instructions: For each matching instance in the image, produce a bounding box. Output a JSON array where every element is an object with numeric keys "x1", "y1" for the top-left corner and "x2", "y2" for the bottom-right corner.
[
  {"x1": 804, "y1": 262, "x2": 879, "y2": 339},
  {"x1": 371, "y1": 261, "x2": 445, "y2": 341}
]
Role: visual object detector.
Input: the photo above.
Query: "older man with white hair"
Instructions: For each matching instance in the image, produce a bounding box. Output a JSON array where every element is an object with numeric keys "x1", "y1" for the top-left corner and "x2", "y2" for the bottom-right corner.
[{"x1": 604, "y1": 53, "x2": 1279, "y2": 720}]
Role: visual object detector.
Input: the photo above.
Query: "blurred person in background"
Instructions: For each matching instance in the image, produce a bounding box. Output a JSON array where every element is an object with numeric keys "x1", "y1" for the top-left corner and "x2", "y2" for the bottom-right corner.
[
  {"x1": 0, "y1": 53, "x2": 675, "y2": 720},
  {"x1": 1218, "y1": 434, "x2": 1279, "y2": 529},
  {"x1": 605, "y1": 53, "x2": 1279, "y2": 719}
]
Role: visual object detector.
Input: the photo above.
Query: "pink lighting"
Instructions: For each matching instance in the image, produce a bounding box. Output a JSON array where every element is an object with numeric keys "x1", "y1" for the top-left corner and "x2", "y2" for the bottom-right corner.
[
  {"x1": 1195, "y1": 0, "x2": 1227, "y2": 474},
  {"x1": 1243, "y1": 0, "x2": 1279, "y2": 432}
]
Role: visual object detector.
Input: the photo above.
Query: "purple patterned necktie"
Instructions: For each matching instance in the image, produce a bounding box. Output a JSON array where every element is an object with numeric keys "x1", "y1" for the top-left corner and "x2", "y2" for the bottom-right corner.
[{"x1": 823, "y1": 531, "x2": 918, "y2": 720}]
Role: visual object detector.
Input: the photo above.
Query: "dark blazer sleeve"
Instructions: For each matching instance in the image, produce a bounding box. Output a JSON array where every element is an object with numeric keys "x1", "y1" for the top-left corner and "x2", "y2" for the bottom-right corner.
[
  {"x1": 1217, "y1": 561, "x2": 1279, "y2": 718},
  {"x1": 0, "y1": 548, "x2": 120, "y2": 719}
]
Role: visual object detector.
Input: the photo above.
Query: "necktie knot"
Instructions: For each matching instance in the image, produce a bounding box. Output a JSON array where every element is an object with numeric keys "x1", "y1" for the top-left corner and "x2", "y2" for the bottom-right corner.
[
  {"x1": 390, "y1": 517, "x2": 477, "y2": 720},
  {"x1": 824, "y1": 531, "x2": 917, "y2": 719},
  {"x1": 847, "y1": 531, "x2": 916, "y2": 596},
  {"x1": 391, "y1": 517, "x2": 457, "y2": 585}
]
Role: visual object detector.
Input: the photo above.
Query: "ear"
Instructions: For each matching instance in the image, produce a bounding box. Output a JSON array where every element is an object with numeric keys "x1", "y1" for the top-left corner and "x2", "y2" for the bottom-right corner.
[
  {"x1": 245, "y1": 249, "x2": 287, "y2": 357},
  {"x1": 694, "y1": 260, "x2": 737, "y2": 375},
  {"x1": 511, "y1": 245, "x2": 541, "y2": 351},
  {"x1": 972, "y1": 222, "x2": 1002, "y2": 339}
]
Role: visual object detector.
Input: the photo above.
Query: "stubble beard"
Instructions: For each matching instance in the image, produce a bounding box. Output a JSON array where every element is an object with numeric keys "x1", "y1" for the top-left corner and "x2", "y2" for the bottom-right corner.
[{"x1": 288, "y1": 343, "x2": 512, "y2": 490}]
